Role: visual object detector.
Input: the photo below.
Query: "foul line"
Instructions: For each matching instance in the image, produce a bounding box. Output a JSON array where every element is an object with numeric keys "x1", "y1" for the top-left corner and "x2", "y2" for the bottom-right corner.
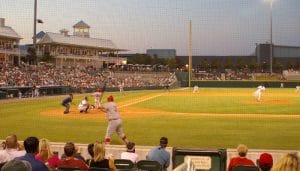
[{"x1": 119, "y1": 93, "x2": 164, "y2": 108}]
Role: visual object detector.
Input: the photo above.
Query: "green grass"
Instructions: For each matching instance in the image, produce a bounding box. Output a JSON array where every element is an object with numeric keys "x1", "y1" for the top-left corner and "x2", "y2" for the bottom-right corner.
[
  {"x1": 136, "y1": 88, "x2": 300, "y2": 114},
  {"x1": 1, "y1": 88, "x2": 300, "y2": 150}
]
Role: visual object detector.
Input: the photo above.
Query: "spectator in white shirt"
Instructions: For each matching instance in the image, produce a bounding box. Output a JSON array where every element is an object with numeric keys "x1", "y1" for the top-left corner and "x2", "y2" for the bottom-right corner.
[
  {"x1": 0, "y1": 134, "x2": 26, "y2": 163},
  {"x1": 120, "y1": 142, "x2": 138, "y2": 163}
]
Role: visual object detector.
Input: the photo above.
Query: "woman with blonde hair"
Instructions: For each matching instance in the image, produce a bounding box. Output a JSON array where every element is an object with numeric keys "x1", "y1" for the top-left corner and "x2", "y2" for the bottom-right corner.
[
  {"x1": 271, "y1": 153, "x2": 299, "y2": 171},
  {"x1": 35, "y1": 138, "x2": 59, "y2": 170},
  {"x1": 89, "y1": 141, "x2": 117, "y2": 171}
]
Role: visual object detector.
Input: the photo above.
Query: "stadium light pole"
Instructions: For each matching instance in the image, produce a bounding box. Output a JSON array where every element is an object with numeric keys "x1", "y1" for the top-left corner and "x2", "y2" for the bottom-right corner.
[
  {"x1": 33, "y1": 0, "x2": 37, "y2": 46},
  {"x1": 188, "y1": 20, "x2": 192, "y2": 87},
  {"x1": 33, "y1": 0, "x2": 43, "y2": 64},
  {"x1": 267, "y1": 0, "x2": 274, "y2": 74}
]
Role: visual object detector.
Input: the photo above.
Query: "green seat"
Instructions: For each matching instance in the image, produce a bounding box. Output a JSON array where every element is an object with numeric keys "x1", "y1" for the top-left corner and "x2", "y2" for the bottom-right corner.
[
  {"x1": 89, "y1": 167, "x2": 110, "y2": 171},
  {"x1": 56, "y1": 167, "x2": 81, "y2": 171},
  {"x1": 114, "y1": 159, "x2": 135, "y2": 171},
  {"x1": 232, "y1": 165, "x2": 259, "y2": 171},
  {"x1": 137, "y1": 160, "x2": 162, "y2": 171}
]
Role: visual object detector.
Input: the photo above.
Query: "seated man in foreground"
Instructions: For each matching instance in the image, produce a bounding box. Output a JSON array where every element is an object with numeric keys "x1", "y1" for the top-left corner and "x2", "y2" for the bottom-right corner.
[{"x1": 146, "y1": 137, "x2": 170, "y2": 170}]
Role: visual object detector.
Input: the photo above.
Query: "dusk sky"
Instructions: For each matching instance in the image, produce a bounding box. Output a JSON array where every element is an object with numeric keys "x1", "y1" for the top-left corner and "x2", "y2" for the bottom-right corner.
[{"x1": 1, "y1": 0, "x2": 300, "y2": 56}]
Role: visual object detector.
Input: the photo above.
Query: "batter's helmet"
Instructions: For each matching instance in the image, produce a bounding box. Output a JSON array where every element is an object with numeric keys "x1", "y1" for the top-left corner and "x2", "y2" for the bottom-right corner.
[{"x1": 107, "y1": 95, "x2": 114, "y2": 102}]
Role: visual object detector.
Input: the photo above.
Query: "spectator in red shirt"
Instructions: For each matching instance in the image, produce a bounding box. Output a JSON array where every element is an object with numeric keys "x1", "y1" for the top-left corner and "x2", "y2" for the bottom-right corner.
[
  {"x1": 57, "y1": 142, "x2": 88, "y2": 171},
  {"x1": 227, "y1": 144, "x2": 255, "y2": 171}
]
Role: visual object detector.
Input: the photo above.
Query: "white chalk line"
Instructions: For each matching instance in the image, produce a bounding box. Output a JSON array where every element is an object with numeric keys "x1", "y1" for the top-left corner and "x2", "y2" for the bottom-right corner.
[{"x1": 119, "y1": 93, "x2": 164, "y2": 108}]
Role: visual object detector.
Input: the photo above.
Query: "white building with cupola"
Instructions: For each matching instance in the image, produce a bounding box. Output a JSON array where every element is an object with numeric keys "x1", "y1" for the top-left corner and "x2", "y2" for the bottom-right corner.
[
  {"x1": 0, "y1": 18, "x2": 22, "y2": 65},
  {"x1": 36, "y1": 20, "x2": 127, "y2": 68}
]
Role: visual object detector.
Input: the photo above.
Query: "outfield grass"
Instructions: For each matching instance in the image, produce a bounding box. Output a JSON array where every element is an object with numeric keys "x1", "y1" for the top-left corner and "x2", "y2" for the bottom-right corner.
[{"x1": 0, "y1": 88, "x2": 300, "y2": 150}]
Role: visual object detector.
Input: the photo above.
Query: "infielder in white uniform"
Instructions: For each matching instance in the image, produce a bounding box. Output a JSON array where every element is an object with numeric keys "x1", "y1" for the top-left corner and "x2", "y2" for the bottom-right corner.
[
  {"x1": 93, "y1": 89, "x2": 103, "y2": 109},
  {"x1": 78, "y1": 96, "x2": 90, "y2": 113},
  {"x1": 295, "y1": 86, "x2": 300, "y2": 93},
  {"x1": 193, "y1": 85, "x2": 199, "y2": 93},
  {"x1": 101, "y1": 95, "x2": 129, "y2": 144},
  {"x1": 253, "y1": 85, "x2": 266, "y2": 101}
]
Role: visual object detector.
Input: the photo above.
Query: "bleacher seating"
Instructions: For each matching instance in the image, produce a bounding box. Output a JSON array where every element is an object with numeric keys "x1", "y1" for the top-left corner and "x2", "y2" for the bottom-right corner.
[
  {"x1": 114, "y1": 159, "x2": 135, "y2": 171},
  {"x1": 0, "y1": 162, "x2": 6, "y2": 170},
  {"x1": 137, "y1": 160, "x2": 162, "y2": 171},
  {"x1": 232, "y1": 165, "x2": 259, "y2": 171},
  {"x1": 88, "y1": 167, "x2": 110, "y2": 171},
  {"x1": 56, "y1": 167, "x2": 81, "y2": 171}
]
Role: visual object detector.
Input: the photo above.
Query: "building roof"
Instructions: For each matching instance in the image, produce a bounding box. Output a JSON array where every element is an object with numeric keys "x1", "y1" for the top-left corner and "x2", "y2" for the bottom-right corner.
[
  {"x1": 37, "y1": 32, "x2": 125, "y2": 51},
  {"x1": 0, "y1": 26, "x2": 22, "y2": 39},
  {"x1": 36, "y1": 31, "x2": 46, "y2": 39},
  {"x1": 73, "y1": 20, "x2": 90, "y2": 28}
]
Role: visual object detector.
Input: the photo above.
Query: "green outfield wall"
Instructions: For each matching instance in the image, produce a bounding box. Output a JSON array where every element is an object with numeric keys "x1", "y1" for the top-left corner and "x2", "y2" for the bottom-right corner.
[
  {"x1": 191, "y1": 80, "x2": 300, "y2": 88},
  {"x1": 175, "y1": 72, "x2": 300, "y2": 88}
]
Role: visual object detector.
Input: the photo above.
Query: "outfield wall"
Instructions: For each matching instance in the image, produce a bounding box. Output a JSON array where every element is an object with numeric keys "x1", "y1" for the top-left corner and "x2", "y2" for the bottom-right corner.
[
  {"x1": 191, "y1": 80, "x2": 300, "y2": 88},
  {"x1": 1, "y1": 140, "x2": 298, "y2": 171}
]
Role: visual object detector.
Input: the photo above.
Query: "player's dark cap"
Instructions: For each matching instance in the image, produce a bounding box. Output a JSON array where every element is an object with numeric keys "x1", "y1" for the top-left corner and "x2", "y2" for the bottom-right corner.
[{"x1": 107, "y1": 95, "x2": 114, "y2": 102}]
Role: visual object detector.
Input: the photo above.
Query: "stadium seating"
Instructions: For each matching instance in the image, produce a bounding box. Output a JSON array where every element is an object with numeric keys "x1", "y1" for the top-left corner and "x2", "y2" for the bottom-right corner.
[
  {"x1": 88, "y1": 167, "x2": 110, "y2": 171},
  {"x1": 232, "y1": 165, "x2": 259, "y2": 171},
  {"x1": 0, "y1": 162, "x2": 6, "y2": 170},
  {"x1": 114, "y1": 159, "x2": 135, "y2": 171},
  {"x1": 137, "y1": 160, "x2": 162, "y2": 171},
  {"x1": 56, "y1": 167, "x2": 81, "y2": 171}
]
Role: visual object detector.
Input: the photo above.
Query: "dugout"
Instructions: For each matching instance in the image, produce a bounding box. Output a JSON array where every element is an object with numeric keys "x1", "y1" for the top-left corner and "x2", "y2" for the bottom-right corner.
[
  {"x1": 0, "y1": 91, "x2": 6, "y2": 99},
  {"x1": 172, "y1": 147, "x2": 227, "y2": 171}
]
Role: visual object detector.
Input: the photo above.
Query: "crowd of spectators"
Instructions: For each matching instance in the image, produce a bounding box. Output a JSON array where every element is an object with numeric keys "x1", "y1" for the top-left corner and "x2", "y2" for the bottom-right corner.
[
  {"x1": 0, "y1": 134, "x2": 170, "y2": 171},
  {"x1": 1, "y1": 134, "x2": 300, "y2": 171},
  {"x1": 193, "y1": 69, "x2": 254, "y2": 81},
  {"x1": 0, "y1": 63, "x2": 176, "y2": 89}
]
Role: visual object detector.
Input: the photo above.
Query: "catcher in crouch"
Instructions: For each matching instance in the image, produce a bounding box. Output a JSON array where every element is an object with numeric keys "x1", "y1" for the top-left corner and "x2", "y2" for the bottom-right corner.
[{"x1": 100, "y1": 95, "x2": 129, "y2": 144}]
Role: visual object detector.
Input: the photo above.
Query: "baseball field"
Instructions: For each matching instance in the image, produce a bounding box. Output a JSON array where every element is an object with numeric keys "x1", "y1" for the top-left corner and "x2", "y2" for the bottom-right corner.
[{"x1": 1, "y1": 88, "x2": 300, "y2": 150}]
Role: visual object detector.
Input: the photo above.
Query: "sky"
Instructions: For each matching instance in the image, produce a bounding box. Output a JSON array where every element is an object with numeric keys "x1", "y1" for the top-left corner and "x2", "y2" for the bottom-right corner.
[{"x1": 1, "y1": 0, "x2": 300, "y2": 56}]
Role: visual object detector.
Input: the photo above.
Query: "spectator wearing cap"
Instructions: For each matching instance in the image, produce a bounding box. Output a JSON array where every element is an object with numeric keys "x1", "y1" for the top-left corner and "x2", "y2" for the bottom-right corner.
[
  {"x1": 121, "y1": 142, "x2": 139, "y2": 163},
  {"x1": 1, "y1": 159, "x2": 31, "y2": 171},
  {"x1": 257, "y1": 153, "x2": 273, "y2": 171},
  {"x1": 271, "y1": 153, "x2": 299, "y2": 171},
  {"x1": 146, "y1": 137, "x2": 170, "y2": 170},
  {"x1": 16, "y1": 136, "x2": 49, "y2": 171},
  {"x1": 0, "y1": 134, "x2": 26, "y2": 163},
  {"x1": 227, "y1": 144, "x2": 255, "y2": 171}
]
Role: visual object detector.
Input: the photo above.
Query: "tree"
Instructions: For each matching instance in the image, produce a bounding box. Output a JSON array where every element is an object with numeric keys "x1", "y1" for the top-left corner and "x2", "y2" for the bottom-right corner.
[
  {"x1": 26, "y1": 47, "x2": 37, "y2": 65},
  {"x1": 211, "y1": 58, "x2": 221, "y2": 70},
  {"x1": 39, "y1": 52, "x2": 54, "y2": 63},
  {"x1": 248, "y1": 58, "x2": 258, "y2": 72},
  {"x1": 224, "y1": 58, "x2": 234, "y2": 69},
  {"x1": 236, "y1": 58, "x2": 246, "y2": 70}
]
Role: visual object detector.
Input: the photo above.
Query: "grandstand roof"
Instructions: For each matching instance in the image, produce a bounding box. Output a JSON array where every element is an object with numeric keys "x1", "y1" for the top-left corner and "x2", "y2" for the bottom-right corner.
[
  {"x1": 73, "y1": 20, "x2": 90, "y2": 28},
  {"x1": 0, "y1": 26, "x2": 22, "y2": 39},
  {"x1": 37, "y1": 32, "x2": 126, "y2": 51}
]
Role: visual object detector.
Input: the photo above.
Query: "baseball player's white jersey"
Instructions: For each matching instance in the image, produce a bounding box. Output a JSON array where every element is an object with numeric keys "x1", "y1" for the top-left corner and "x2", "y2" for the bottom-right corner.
[
  {"x1": 103, "y1": 102, "x2": 120, "y2": 120},
  {"x1": 295, "y1": 86, "x2": 300, "y2": 93},
  {"x1": 78, "y1": 99, "x2": 89, "y2": 111},
  {"x1": 193, "y1": 85, "x2": 199, "y2": 93},
  {"x1": 93, "y1": 91, "x2": 102, "y2": 108},
  {"x1": 253, "y1": 86, "x2": 266, "y2": 101}
]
